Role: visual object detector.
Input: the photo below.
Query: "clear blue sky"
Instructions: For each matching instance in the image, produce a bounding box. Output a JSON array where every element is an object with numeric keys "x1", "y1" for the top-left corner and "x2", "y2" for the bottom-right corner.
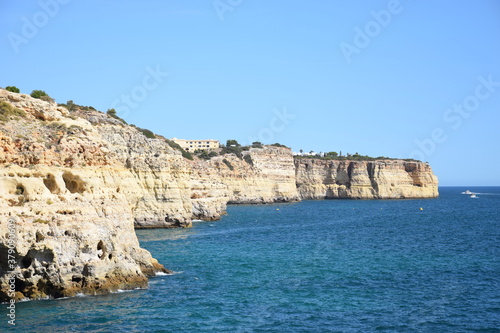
[{"x1": 1, "y1": 0, "x2": 499, "y2": 186}]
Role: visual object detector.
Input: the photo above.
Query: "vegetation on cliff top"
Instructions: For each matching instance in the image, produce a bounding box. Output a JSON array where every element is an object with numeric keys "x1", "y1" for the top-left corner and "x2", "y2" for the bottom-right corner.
[
  {"x1": 135, "y1": 126, "x2": 156, "y2": 139},
  {"x1": 295, "y1": 151, "x2": 419, "y2": 162},
  {"x1": 30, "y1": 90, "x2": 55, "y2": 103},
  {"x1": 106, "y1": 108, "x2": 128, "y2": 124},
  {"x1": 217, "y1": 140, "x2": 288, "y2": 160},
  {"x1": 58, "y1": 100, "x2": 97, "y2": 113},
  {"x1": 5, "y1": 86, "x2": 20, "y2": 93}
]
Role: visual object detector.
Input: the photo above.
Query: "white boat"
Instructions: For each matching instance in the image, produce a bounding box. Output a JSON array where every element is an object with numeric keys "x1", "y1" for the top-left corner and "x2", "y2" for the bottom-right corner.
[
  {"x1": 470, "y1": 193, "x2": 478, "y2": 198},
  {"x1": 462, "y1": 190, "x2": 472, "y2": 194}
]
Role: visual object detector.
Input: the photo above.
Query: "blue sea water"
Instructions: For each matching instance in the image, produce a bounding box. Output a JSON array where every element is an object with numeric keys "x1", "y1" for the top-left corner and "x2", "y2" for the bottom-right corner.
[{"x1": 3, "y1": 187, "x2": 500, "y2": 332}]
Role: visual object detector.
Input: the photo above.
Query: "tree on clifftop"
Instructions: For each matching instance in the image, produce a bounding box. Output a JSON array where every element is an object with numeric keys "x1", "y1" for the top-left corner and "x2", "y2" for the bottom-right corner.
[
  {"x1": 5, "y1": 86, "x2": 20, "y2": 93},
  {"x1": 226, "y1": 139, "x2": 240, "y2": 147},
  {"x1": 30, "y1": 90, "x2": 48, "y2": 99},
  {"x1": 325, "y1": 151, "x2": 338, "y2": 158}
]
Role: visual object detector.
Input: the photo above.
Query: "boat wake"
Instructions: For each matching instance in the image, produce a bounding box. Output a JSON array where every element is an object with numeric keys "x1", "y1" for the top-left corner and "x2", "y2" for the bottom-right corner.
[
  {"x1": 155, "y1": 271, "x2": 183, "y2": 276},
  {"x1": 461, "y1": 190, "x2": 498, "y2": 197},
  {"x1": 471, "y1": 192, "x2": 498, "y2": 195}
]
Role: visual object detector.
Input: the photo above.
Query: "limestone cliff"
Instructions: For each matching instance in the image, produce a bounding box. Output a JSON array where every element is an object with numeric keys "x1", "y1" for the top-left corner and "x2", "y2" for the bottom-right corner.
[
  {"x1": 0, "y1": 90, "x2": 172, "y2": 301},
  {"x1": 190, "y1": 147, "x2": 300, "y2": 220},
  {"x1": 295, "y1": 158, "x2": 438, "y2": 199},
  {"x1": 0, "y1": 89, "x2": 439, "y2": 301}
]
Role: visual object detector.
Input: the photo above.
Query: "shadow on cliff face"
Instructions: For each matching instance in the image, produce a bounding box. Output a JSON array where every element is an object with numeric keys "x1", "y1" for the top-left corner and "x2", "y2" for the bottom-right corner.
[{"x1": 62, "y1": 172, "x2": 86, "y2": 194}]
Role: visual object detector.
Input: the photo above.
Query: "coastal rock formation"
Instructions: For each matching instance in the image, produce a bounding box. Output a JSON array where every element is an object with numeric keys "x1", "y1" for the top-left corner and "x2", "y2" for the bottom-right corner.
[
  {"x1": 0, "y1": 90, "x2": 173, "y2": 301},
  {"x1": 189, "y1": 147, "x2": 300, "y2": 220},
  {"x1": 0, "y1": 89, "x2": 438, "y2": 301},
  {"x1": 295, "y1": 158, "x2": 438, "y2": 199},
  {"x1": 0, "y1": 167, "x2": 167, "y2": 301}
]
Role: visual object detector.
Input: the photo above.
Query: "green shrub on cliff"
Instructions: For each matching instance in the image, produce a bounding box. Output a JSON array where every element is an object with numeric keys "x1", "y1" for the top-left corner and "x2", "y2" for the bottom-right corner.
[
  {"x1": 222, "y1": 158, "x2": 234, "y2": 171},
  {"x1": 195, "y1": 149, "x2": 218, "y2": 160},
  {"x1": 164, "y1": 138, "x2": 182, "y2": 150},
  {"x1": 136, "y1": 127, "x2": 156, "y2": 139},
  {"x1": 243, "y1": 154, "x2": 253, "y2": 166},
  {"x1": 62, "y1": 100, "x2": 77, "y2": 111},
  {"x1": 5, "y1": 86, "x2": 20, "y2": 93},
  {"x1": 182, "y1": 150, "x2": 194, "y2": 160},
  {"x1": 0, "y1": 101, "x2": 26, "y2": 121},
  {"x1": 106, "y1": 108, "x2": 127, "y2": 124},
  {"x1": 47, "y1": 122, "x2": 69, "y2": 131},
  {"x1": 164, "y1": 138, "x2": 194, "y2": 160},
  {"x1": 30, "y1": 90, "x2": 49, "y2": 99},
  {"x1": 59, "y1": 100, "x2": 96, "y2": 113},
  {"x1": 220, "y1": 145, "x2": 243, "y2": 158},
  {"x1": 30, "y1": 90, "x2": 55, "y2": 103}
]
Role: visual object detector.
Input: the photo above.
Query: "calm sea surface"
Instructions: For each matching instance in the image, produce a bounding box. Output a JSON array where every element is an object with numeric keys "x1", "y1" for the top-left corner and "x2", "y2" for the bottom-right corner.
[{"x1": 3, "y1": 187, "x2": 500, "y2": 332}]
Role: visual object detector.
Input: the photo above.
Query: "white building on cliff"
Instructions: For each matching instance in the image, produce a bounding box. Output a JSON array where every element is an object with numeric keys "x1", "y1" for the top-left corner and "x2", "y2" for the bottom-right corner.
[{"x1": 171, "y1": 138, "x2": 220, "y2": 151}]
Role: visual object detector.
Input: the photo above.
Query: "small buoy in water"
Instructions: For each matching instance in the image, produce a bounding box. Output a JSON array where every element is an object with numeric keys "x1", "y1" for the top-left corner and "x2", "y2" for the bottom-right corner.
[{"x1": 420, "y1": 207, "x2": 424, "y2": 211}]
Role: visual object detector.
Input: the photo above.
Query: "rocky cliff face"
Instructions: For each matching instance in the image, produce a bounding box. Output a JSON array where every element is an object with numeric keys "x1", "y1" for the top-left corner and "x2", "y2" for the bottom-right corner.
[
  {"x1": 0, "y1": 90, "x2": 172, "y2": 301},
  {"x1": 295, "y1": 158, "x2": 438, "y2": 199},
  {"x1": 0, "y1": 90, "x2": 301, "y2": 300},
  {"x1": 190, "y1": 146, "x2": 300, "y2": 220},
  {"x1": 0, "y1": 89, "x2": 438, "y2": 301}
]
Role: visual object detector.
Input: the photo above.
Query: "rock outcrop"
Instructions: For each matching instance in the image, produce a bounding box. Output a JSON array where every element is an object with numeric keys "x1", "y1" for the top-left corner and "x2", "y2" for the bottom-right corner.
[
  {"x1": 0, "y1": 89, "x2": 439, "y2": 301},
  {"x1": 0, "y1": 90, "x2": 172, "y2": 301},
  {"x1": 295, "y1": 158, "x2": 438, "y2": 199},
  {"x1": 190, "y1": 146, "x2": 300, "y2": 219}
]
